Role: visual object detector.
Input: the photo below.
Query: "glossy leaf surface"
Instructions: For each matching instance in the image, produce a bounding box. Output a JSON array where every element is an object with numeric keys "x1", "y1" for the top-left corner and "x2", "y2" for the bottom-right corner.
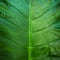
[{"x1": 0, "y1": 0, "x2": 60, "y2": 60}]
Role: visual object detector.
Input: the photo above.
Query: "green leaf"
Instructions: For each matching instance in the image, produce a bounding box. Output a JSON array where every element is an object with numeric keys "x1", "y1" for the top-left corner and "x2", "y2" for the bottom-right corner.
[{"x1": 0, "y1": 0, "x2": 60, "y2": 60}]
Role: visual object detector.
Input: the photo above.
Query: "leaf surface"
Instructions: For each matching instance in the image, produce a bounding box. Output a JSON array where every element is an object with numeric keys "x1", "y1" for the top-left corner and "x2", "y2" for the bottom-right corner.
[{"x1": 0, "y1": 0, "x2": 60, "y2": 60}]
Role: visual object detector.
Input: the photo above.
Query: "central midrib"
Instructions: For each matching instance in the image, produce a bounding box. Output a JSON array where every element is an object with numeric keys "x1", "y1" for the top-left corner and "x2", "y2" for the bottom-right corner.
[{"x1": 29, "y1": 1, "x2": 32, "y2": 60}]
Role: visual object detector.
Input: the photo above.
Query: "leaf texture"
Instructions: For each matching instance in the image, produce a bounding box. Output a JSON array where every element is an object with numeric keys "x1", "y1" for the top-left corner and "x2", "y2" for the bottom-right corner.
[{"x1": 0, "y1": 0, "x2": 60, "y2": 60}]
